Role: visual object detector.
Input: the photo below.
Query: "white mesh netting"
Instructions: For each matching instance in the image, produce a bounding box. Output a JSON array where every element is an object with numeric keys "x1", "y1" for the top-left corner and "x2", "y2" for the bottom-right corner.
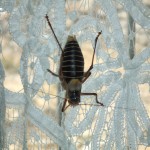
[{"x1": 0, "y1": 0, "x2": 150, "y2": 149}]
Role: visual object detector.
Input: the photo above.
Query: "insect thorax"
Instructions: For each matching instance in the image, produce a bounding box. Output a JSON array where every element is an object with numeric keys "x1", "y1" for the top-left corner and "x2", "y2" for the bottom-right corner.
[{"x1": 67, "y1": 79, "x2": 82, "y2": 91}]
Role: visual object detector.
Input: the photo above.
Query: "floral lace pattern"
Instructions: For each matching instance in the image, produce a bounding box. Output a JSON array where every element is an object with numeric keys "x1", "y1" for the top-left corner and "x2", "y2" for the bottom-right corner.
[{"x1": 0, "y1": 0, "x2": 150, "y2": 149}]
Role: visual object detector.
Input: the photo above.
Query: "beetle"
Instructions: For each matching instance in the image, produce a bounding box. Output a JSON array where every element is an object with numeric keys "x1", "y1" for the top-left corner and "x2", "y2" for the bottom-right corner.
[{"x1": 45, "y1": 14, "x2": 104, "y2": 112}]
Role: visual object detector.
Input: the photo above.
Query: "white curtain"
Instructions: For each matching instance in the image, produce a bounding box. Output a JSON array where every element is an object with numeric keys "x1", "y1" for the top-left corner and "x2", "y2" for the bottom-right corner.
[{"x1": 0, "y1": 0, "x2": 150, "y2": 149}]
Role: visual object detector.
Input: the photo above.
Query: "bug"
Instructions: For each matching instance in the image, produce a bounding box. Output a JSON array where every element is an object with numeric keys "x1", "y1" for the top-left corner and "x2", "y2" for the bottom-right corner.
[{"x1": 45, "y1": 14, "x2": 104, "y2": 112}]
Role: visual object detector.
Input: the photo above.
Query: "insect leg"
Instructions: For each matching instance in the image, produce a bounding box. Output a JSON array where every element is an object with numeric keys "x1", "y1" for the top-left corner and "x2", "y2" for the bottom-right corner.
[
  {"x1": 83, "y1": 31, "x2": 102, "y2": 78},
  {"x1": 45, "y1": 14, "x2": 63, "y2": 53},
  {"x1": 82, "y1": 72, "x2": 91, "y2": 83},
  {"x1": 45, "y1": 15, "x2": 64, "y2": 78},
  {"x1": 47, "y1": 69, "x2": 60, "y2": 77},
  {"x1": 81, "y1": 92, "x2": 104, "y2": 106},
  {"x1": 62, "y1": 98, "x2": 70, "y2": 112}
]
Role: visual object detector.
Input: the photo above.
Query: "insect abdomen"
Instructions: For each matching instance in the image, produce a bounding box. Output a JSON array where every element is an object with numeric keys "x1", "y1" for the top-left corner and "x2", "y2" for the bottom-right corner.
[{"x1": 62, "y1": 38, "x2": 84, "y2": 83}]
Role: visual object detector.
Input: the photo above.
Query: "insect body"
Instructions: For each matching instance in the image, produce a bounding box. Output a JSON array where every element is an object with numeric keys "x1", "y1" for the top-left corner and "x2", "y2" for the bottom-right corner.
[
  {"x1": 45, "y1": 14, "x2": 104, "y2": 111},
  {"x1": 61, "y1": 36, "x2": 84, "y2": 105}
]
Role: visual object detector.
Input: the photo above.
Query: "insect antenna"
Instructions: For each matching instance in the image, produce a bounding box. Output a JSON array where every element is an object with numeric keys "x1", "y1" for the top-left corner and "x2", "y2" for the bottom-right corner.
[
  {"x1": 17, "y1": 86, "x2": 65, "y2": 100},
  {"x1": 17, "y1": 87, "x2": 136, "y2": 112},
  {"x1": 78, "y1": 103, "x2": 136, "y2": 111}
]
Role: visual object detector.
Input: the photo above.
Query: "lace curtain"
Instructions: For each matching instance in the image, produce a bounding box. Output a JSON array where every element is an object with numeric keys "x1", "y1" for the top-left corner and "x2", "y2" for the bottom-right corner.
[{"x1": 0, "y1": 0, "x2": 150, "y2": 149}]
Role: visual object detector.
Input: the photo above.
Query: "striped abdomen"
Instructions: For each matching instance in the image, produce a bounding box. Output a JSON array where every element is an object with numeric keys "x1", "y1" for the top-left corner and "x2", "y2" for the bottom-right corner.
[{"x1": 61, "y1": 36, "x2": 84, "y2": 83}]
